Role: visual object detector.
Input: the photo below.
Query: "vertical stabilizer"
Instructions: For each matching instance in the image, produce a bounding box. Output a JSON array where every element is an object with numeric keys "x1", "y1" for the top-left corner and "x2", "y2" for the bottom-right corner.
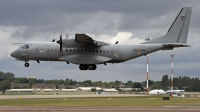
[{"x1": 142, "y1": 7, "x2": 192, "y2": 44}]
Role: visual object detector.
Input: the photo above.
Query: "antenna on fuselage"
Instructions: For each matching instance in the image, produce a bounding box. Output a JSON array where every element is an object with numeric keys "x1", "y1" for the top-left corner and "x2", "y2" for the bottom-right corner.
[
  {"x1": 115, "y1": 41, "x2": 119, "y2": 44},
  {"x1": 66, "y1": 33, "x2": 69, "y2": 38},
  {"x1": 52, "y1": 39, "x2": 55, "y2": 42}
]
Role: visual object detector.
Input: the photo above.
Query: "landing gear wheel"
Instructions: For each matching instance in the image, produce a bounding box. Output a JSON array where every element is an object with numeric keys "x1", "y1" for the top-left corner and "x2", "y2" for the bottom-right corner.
[
  {"x1": 93, "y1": 64, "x2": 97, "y2": 70},
  {"x1": 24, "y1": 63, "x2": 29, "y2": 67},
  {"x1": 88, "y1": 64, "x2": 93, "y2": 70},
  {"x1": 79, "y1": 64, "x2": 88, "y2": 70},
  {"x1": 88, "y1": 64, "x2": 96, "y2": 70},
  {"x1": 79, "y1": 64, "x2": 97, "y2": 70}
]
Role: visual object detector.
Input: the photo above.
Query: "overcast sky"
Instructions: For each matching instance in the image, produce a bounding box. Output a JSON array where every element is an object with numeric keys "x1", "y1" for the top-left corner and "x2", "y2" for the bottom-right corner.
[{"x1": 0, "y1": 0, "x2": 200, "y2": 82}]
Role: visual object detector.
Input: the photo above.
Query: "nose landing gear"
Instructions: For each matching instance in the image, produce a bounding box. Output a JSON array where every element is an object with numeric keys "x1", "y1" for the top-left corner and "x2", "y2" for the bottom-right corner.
[
  {"x1": 24, "y1": 60, "x2": 29, "y2": 67},
  {"x1": 24, "y1": 63, "x2": 29, "y2": 67}
]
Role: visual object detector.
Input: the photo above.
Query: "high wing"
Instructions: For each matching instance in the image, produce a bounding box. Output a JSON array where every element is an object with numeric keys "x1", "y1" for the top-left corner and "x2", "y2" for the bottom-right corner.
[
  {"x1": 75, "y1": 34, "x2": 92, "y2": 42},
  {"x1": 75, "y1": 34, "x2": 101, "y2": 47},
  {"x1": 58, "y1": 33, "x2": 110, "y2": 48}
]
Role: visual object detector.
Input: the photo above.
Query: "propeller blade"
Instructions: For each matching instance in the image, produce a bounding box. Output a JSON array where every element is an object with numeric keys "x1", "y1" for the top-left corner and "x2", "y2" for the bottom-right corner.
[{"x1": 59, "y1": 32, "x2": 63, "y2": 56}]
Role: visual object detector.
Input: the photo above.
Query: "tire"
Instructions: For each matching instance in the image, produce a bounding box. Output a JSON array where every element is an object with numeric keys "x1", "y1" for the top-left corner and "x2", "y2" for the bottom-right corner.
[{"x1": 24, "y1": 63, "x2": 29, "y2": 67}]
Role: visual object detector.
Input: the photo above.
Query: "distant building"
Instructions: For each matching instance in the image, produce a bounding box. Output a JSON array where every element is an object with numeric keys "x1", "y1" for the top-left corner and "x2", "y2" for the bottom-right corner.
[
  {"x1": 103, "y1": 89, "x2": 118, "y2": 92},
  {"x1": 77, "y1": 87, "x2": 102, "y2": 91},
  {"x1": 28, "y1": 76, "x2": 36, "y2": 79},
  {"x1": 6, "y1": 88, "x2": 79, "y2": 93}
]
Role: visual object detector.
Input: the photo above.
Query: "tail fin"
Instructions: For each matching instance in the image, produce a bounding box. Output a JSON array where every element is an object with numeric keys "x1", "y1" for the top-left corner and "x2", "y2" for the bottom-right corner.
[{"x1": 142, "y1": 7, "x2": 192, "y2": 44}]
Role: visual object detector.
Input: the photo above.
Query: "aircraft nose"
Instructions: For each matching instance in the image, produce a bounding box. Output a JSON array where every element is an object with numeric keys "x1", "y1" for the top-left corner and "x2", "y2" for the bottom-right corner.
[{"x1": 11, "y1": 50, "x2": 18, "y2": 58}]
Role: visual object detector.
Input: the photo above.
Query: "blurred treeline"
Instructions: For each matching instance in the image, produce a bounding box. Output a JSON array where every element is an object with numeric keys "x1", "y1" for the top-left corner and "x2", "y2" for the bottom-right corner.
[{"x1": 0, "y1": 71, "x2": 200, "y2": 92}]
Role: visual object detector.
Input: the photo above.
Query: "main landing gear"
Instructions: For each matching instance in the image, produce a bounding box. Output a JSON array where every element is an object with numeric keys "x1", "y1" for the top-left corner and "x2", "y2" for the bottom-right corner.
[{"x1": 79, "y1": 64, "x2": 96, "y2": 70}]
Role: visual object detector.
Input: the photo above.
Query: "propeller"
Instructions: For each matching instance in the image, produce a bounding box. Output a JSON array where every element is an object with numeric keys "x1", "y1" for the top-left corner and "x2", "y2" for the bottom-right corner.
[{"x1": 56, "y1": 32, "x2": 63, "y2": 56}]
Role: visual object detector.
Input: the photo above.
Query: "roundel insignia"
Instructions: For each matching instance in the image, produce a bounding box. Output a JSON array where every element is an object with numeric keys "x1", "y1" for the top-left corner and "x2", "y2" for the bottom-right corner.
[{"x1": 137, "y1": 49, "x2": 141, "y2": 52}]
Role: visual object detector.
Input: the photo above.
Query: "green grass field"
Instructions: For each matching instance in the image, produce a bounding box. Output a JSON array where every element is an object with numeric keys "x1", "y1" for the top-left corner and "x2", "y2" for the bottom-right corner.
[{"x1": 0, "y1": 96, "x2": 200, "y2": 106}]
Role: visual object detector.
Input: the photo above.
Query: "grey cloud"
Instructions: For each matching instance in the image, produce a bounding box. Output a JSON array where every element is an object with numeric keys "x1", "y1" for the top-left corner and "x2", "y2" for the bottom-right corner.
[
  {"x1": 0, "y1": 0, "x2": 195, "y2": 27},
  {"x1": 0, "y1": 0, "x2": 198, "y2": 39}
]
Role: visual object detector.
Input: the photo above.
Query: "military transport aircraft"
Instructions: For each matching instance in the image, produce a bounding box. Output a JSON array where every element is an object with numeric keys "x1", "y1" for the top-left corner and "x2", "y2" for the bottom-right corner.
[{"x1": 11, "y1": 7, "x2": 192, "y2": 70}]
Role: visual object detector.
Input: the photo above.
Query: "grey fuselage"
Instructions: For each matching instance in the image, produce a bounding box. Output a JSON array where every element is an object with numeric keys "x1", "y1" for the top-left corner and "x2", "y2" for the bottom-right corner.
[{"x1": 11, "y1": 41, "x2": 164, "y2": 64}]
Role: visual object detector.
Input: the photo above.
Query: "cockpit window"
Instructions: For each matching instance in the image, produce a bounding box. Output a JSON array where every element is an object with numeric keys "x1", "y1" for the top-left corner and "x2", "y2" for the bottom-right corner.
[
  {"x1": 19, "y1": 44, "x2": 29, "y2": 49},
  {"x1": 18, "y1": 45, "x2": 22, "y2": 49}
]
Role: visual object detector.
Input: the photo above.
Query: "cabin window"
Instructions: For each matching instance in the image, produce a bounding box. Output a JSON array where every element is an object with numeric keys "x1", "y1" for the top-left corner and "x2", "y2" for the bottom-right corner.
[
  {"x1": 85, "y1": 50, "x2": 87, "y2": 52},
  {"x1": 88, "y1": 50, "x2": 91, "y2": 53},
  {"x1": 92, "y1": 50, "x2": 94, "y2": 53},
  {"x1": 81, "y1": 50, "x2": 83, "y2": 52},
  {"x1": 100, "y1": 50, "x2": 102, "y2": 53},
  {"x1": 54, "y1": 49, "x2": 57, "y2": 52},
  {"x1": 66, "y1": 49, "x2": 68, "y2": 52},
  {"x1": 36, "y1": 48, "x2": 38, "y2": 51},
  {"x1": 70, "y1": 50, "x2": 72, "y2": 52},
  {"x1": 51, "y1": 48, "x2": 53, "y2": 52},
  {"x1": 73, "y1": 50, "x2": 75, "y2": 52},
  {"x1": 96, "y1": 50, "x2": 98, "y2": 53},
  {"x1": 77, "y1": 50, "x2": 79, "y2": 52},
  {"x1": 111, "y1": 51, "x2": 113, "y2": 53},
  {"x1": 103, "y1": 51, "x2": 105, "y2": 53},
  {"x1": 107, "y1": 51, "x2": 109, "y2": 53}
]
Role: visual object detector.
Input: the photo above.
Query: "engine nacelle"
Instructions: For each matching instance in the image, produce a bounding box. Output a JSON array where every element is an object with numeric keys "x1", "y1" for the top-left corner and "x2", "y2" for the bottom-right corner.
[{"x1": 91, "y1": 40, "x2": 101, "y2": 47}]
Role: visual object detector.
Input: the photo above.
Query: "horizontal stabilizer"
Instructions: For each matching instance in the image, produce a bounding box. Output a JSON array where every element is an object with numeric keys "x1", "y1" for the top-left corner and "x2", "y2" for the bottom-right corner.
[{"x1": 163, "y1": 43, "x2": 190, "y2": 47}]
